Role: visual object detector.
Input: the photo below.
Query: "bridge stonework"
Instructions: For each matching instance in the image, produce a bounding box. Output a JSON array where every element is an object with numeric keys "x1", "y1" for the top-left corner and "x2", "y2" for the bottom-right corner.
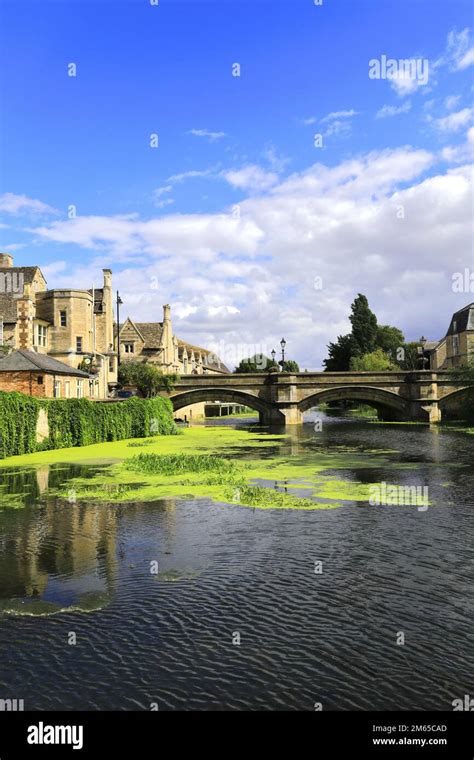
[{"x1": 168, "y1": 371, "x2": 468, "y2": 426}]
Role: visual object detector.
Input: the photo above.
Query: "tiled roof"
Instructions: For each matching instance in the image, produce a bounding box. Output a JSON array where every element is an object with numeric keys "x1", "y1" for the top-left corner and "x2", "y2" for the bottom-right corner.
[
  {"x1": 118, "y1": 319, "x2": 229, "y2": 372},
  {"x1": 446, "y1": 303, "x2": 474, "y2": 335},
  {"x1": 0, "y1": 350, "x2": 90, "y2": 377},
  {"x1": 177, "y1": 339, "x2": 229, "y2": 373},
  {"x1": 0, "y1": 266, "x2": 43, "y2": 285},
  {"x1": 134, "y1": 322, "x2": 164, "y2": 348}
]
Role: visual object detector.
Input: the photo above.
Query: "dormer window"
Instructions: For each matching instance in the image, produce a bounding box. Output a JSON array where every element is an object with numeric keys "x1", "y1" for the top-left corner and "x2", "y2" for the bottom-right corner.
[{"x1": 124, "y1": 343, "x2": 134, "y2": 353}]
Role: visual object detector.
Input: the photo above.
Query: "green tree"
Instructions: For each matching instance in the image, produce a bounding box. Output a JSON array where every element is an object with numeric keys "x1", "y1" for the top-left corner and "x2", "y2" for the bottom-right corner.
[
  {"x1": 396, "y1": 342, "x2": 422, "y2": 370},
  {"x1": 234, "y1": 354, "x2": 278, "y2": 373},
  {"x1": 323, "y1": 334, "x2": 354, "y2": 371},
  {"x1": 118, "y1": 362, "x2": 177, "y2": 397},
  {"x1": 376, "y1": 325, "x2": 405, "y2": 358},
  {"x1": 282, "y1": 359, "x2": 300, "y2": 373},
  {"x1": 350, "y1": 348, "x2": 395, "y2": 372},
  {"x1": 349, "y1": 294, "x2": 378, "y2": 356}
]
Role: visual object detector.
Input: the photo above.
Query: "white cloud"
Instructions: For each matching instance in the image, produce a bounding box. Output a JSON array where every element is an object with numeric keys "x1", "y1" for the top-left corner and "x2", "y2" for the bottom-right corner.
[
  {"x1": 27, "y1": 145, "x2": 471, "y2": 369},
  {"x1": 442, "y1": 28, "x2": 474, "y2": 71},
  {"x1": 166, "y1": 168, "x2": 216, "y2": 183},
  {"x1": 220, "y1": 165, "x2": 279, "y2": 192},
  {"x1": 441, "y1": 126, "x2": 474, "y2": 164},
  {"x1": 0, "y1": 192, "x2": 58, "y2": 216},
  {"x1": 154, "y1": 185, "x2": 172, "y2": 197},
  {"x1": 154, "y1": 198, "x2": 175, "y2": 209},
  {"x1": 320, "y1": 109, "x2": 359, "y2": 123},
  {"x1": 444, "y1": 95, "x2": 461, "y2": 111},
  {"x1": 435, "y1": 107, "x2": 474, "y2": 133},
  {"x1": 376, "y1": 101, "x2": 411, "y2": 119},
  {"x1": 188, "y1": 129, "x2": 226, "y2": 142}
]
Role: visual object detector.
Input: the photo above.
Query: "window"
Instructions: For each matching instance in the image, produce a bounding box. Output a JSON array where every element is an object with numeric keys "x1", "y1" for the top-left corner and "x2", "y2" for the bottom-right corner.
[
  {"x1": 36, "y1": 324, "x2": 47, "y2": 348},
  {"x1": 76, "y1": 379, "x2": 83, "y2": 398},
  {"x1": 453, "y1": 335, "x2": 459, "y2": 355},
  {"x1": 124, "y1": 343, "x2": 134, "y2": 354},
  {"x1": 54, "y1": 381, "x2": 61, "y2": 398},
  {"x1": 64, "y1": 381, "x2": 70, "y2": 398},
  {"x1": 60, "y1": 311, "x2": 67, "y2": 327},
  {"x1": 76, "y1": 337, "x2": 83, "y2": 353},
  {"x1": 37, "y1": 375, "x2": 44, "y2": 385}
]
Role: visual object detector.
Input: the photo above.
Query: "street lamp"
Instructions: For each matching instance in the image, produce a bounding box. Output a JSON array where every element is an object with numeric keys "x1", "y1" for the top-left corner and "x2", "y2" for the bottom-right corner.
[
  {"x1": 419, "y1": 335, "x2": 427, "y2": 371},
  {"x1": 280, "y1": 337, "x2": 286, "y2": 371},
  {"x1": 116, "y1": 291, "x2": 123, "y2": 366},
  {"x1": 271, "y1": 349, "x2": 276, "y2": 365}
]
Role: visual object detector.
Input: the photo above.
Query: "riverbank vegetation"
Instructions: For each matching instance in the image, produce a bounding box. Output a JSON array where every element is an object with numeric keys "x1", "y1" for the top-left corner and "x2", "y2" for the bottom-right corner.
[{"x1": 0, "y1": 392, "x2": 177, "y2": 459}]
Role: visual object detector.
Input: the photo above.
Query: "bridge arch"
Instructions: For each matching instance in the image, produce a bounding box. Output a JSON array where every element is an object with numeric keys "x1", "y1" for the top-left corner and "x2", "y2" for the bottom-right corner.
[
  {"x1": 298, "y1": 385, "x2": 409, "y2": 419},
  {"x1": 438, "y1": 387, "x2": 471, "y2": 418},
  {"x1": 170, "y1": 387, "x2": 285, "y2": 424}
]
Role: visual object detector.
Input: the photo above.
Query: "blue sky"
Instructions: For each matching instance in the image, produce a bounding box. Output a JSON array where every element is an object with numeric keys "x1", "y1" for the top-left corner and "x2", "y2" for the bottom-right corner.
[{"x1": 0, "y1": 0, "x2": 473, "y2": 368}]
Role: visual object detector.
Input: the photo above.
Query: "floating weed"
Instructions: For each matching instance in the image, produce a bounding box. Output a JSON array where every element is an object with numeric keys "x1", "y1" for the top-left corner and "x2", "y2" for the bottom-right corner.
[
  {"x1": 124, "y1": 453, "x2": 243, "y2": 477},
  {"x1": 225, "y1": 485, "x2": 340, "y2": 511}
]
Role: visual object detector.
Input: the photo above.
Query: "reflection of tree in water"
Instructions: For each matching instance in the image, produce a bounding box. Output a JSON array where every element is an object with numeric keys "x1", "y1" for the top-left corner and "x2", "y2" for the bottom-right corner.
[
  {"x1": 0, "y1": 463, "x2": 110, "y2": 508},
  {"x1": 0, "y1": 472, "x2": 119, "y2": 612}
]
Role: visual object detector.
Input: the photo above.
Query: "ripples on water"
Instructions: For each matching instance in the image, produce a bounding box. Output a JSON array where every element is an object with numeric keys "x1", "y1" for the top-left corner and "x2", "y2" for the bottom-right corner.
[{"x1": 0, "y1": 416, "x2": 473, "y2": 710}]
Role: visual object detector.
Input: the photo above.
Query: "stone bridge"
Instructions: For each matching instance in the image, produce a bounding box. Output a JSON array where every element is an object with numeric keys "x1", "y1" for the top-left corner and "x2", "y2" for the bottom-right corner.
[{"x1": 168, "y1": 371, "x2": 469, "y2": 425}]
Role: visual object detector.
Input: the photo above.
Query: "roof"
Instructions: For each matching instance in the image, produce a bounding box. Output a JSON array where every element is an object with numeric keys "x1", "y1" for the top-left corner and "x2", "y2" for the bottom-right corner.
[
  {"x1": 0, "y1": 294, "x2": 18, "y2": 323},
  {"x1": 0, "y1": 266, "x2": 44, "y2": 285},
  {"x1": 446, "y1": 303, "x2": 474, "y2": 335},
  {"x1": 177, "y1": 339, "x2": 229, "y2": 373},
  {"x1": 118, "y1": 318, "x2": 229, "y2": 372},
  {"x1": 0, "y1": 350, "x2": 90, "y2": 377},
  {"x1": 134, "y1": 322, "x2": 164, "y2": 348}
]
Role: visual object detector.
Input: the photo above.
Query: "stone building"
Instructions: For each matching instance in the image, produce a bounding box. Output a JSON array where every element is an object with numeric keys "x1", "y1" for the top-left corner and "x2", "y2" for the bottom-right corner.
[
  {"x1": 0, "y1": 349, "x2": 90, "y2": 398},
  {"x1": 0, "y1": 253, "x2": 228, "y2": 413},
  {"x1": 118, "y1": 305, "x2": 228, "y2": 376},
  {"x1": 428, "y1": 303, "x2": 474, "y2": 370},
  {"x1": 118, "y1": 304, "x2": 229, "y2": 418},
  {"x1": 0, "y1": 253, "x2": 117, "y2": 397}
]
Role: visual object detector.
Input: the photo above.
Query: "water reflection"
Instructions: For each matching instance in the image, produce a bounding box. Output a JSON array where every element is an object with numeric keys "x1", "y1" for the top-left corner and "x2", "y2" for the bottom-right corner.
[{"x1": 0, "y1": 418, "x2": 473, "y2": 709}]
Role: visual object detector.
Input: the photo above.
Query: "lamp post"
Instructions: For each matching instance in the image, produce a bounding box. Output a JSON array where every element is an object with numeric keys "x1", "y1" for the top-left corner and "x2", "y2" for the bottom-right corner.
[
  {"x1": 271, "y1": 348, "x2": 276, "y2": 369},
  {"x1": 280, "y1": 337, "x2": 286, "y2": 372},
  {"x1": 419, "y1": 335, "x2": 427, "y2": 371},
  {"x1": 116, "y1": 291, "x2": 123, "y2": 367}
]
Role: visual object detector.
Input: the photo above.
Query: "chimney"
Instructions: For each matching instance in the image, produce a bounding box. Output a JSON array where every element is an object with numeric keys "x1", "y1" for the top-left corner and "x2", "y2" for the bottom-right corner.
[
  {"x1": 103, "y1": 268, "x2": 112, "y2": 289},
  {"x1": 163, "y1": 304, "x2": 171, "y2": 322},
  {"x1": 0, "y1": 253, "x2": 13, "y2": 268}
]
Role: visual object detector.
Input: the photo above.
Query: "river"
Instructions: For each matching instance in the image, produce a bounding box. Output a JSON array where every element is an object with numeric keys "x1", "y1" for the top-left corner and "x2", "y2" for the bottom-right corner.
[{"x1": 0, "y1": 413, "x2": 472, "y2": 710}]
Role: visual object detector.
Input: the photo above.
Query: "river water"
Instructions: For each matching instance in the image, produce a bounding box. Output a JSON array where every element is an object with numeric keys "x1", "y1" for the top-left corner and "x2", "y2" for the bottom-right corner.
[{"x1": 0, "y1": 414, "x2": 472, "y2": 710}]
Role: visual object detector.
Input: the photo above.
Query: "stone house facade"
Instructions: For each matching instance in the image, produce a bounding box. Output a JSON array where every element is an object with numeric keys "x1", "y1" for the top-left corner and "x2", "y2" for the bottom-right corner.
[
  {"x1": 429, "y1": 303, "x2": 474, "y2": 370},
  {"x1": 0, "y1": 253, "x2": 228, "y2": 413},
  {"x1": 118, "y1": 304, "x2": 229, "y2": 418},
  {"x1": 0, "y1": 253, "x2": 117, "y2": 397}
]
